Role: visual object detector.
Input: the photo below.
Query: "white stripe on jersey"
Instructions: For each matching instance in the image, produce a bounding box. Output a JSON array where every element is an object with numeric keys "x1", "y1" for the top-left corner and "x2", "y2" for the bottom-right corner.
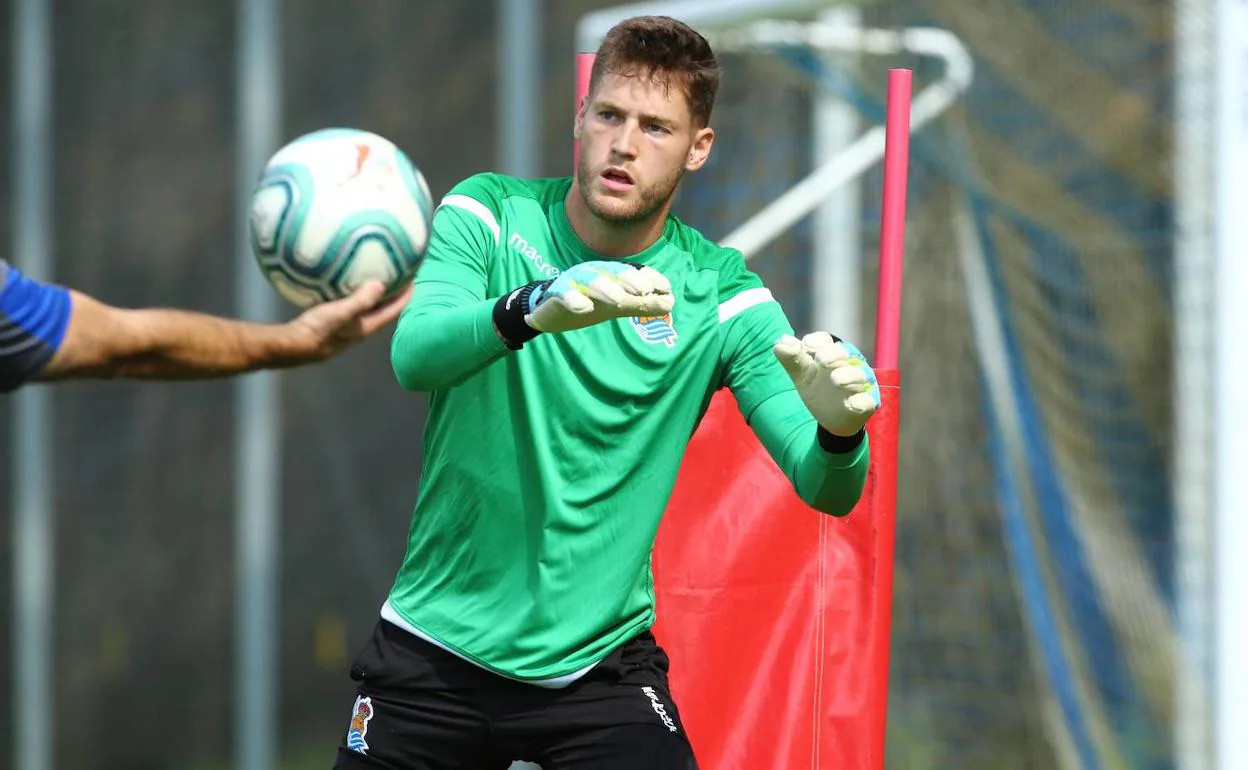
[
  {"x1": 718, "y1": 287, "x2": 775, "y2": 323},
  {"x1": 436, "y1": 194, "x2": 501, "y2": 245}
]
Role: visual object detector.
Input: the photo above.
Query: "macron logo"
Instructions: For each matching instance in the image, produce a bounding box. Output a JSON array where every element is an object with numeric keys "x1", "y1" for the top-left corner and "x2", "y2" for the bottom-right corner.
[{"x1": 509, "y1": 232, "x2": 560, "y2": 278}]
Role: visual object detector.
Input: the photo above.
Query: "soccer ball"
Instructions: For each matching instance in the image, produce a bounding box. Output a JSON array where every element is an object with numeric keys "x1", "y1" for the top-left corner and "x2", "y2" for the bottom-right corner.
[{"x1": 248, "y1": 127, "x2": 434, "y2": 308}]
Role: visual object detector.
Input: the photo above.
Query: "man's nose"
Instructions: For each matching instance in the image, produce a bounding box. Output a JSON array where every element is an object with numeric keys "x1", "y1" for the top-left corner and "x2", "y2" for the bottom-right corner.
[{"x1": 610, "y1": 121, "x2": 639, "y2": 159}]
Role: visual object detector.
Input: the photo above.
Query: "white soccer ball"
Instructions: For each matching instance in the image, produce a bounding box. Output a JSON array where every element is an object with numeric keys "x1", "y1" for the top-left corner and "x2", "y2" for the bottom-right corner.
[{"x1": 248, "y1": 127, "x2": 434, "y2": 308}]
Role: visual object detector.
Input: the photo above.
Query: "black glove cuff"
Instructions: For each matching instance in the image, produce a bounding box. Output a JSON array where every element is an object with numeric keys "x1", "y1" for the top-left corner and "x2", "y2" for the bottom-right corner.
[
  {"x1": 492, "y1": 281, "x2": 548, "y2": 350},
  {"x1": 817, "y1": 426, "x2": 866, "y2": 454}
]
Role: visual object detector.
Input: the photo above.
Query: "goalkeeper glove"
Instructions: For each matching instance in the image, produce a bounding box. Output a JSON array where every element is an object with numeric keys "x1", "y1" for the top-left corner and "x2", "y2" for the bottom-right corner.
[
  {"x1": 773, "y1": 331, "x2": 880, "y2": 440},
  {"x1": 493, "y1": 261, "x2": 674, "y2": 348}
]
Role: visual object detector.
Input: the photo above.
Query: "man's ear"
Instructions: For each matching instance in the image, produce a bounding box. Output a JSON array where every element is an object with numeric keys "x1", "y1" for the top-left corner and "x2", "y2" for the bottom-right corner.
[
  {"x1": 685, "y1": 126, "x2": 715, "y2": 172},
  {"x1": 574, "y1": 96, "x2": 587, "y2": 139}
]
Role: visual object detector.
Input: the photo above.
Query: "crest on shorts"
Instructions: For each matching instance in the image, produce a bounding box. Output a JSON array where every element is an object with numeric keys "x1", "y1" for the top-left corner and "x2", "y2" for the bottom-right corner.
[
  {"x1": 345, "y1": 695, "x2": 375, "y2": 755},
  {"x1": 630, "y1": 313, "x2": 677, "y2": 348}
]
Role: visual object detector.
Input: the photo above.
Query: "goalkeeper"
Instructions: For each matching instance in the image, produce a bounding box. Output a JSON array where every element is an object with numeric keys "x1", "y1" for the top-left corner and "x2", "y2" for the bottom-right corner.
[{"x1": 336, "y1": 15, "x2": 879, "y2": 770}]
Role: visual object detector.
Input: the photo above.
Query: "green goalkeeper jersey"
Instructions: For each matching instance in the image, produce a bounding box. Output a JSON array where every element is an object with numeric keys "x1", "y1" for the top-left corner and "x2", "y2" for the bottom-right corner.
[{"x1": 385, "y1": 173, "x2": 870, "y2": 684}]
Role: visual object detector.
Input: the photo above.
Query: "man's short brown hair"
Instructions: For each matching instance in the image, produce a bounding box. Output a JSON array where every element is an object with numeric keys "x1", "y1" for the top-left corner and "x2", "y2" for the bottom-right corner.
[{"x1": 589, "y1": 16, "x2": 720, "y2": 128}]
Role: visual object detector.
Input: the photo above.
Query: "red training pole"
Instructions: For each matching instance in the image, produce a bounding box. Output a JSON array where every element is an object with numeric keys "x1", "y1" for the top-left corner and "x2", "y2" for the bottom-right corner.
[
  {"x1": 862, "y1": 67, "x2": 912, "y2": 766},
  {"x1": 875, "y1": 68, "x2": 912, "y2": 370}
]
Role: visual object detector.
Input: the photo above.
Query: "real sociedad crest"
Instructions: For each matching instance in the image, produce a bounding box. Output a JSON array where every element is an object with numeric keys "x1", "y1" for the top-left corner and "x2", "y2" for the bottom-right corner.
[
  {"x1": 630, "y1": 313, "x2": 677, "y2": 348},
  {"x1": 345, "y1": 695, "x2": 375, "y2": 755}
]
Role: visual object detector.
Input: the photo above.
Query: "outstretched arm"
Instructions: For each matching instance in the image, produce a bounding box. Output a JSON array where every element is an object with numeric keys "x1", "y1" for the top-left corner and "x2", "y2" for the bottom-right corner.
[
  {"x1": 35, "y1": 280, "x2": 408, "y2": 382},
  {"x1": 718, "y1": 278, "x2": 875, "y2": 517},
  {"x1": 35, "y1": 280, "x2": 406, "y2": 382},
  {"x1": 390, "y1": 184, "x2": 675, "y2": 392}
]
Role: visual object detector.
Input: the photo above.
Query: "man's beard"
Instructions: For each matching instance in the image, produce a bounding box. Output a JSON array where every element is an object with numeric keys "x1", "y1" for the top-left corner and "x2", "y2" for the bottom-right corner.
[{"x1": 577, "y1": 153, "x2": 684, "y2": 225}]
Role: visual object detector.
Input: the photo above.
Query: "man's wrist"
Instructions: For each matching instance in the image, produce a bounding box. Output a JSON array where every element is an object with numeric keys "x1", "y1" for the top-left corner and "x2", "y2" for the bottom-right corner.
[
  {"x1": 264, "y1": 321, "x2": 324, "y2": 366},
  {"x1": 817, "y1": 425, "x2": 865, "y2": 454},
  {"x1": 492, "y1": 282, "x2": 545, "y2": 350}
]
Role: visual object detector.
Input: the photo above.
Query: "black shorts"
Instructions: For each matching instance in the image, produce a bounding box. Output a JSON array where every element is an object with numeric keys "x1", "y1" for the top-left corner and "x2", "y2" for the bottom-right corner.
[{"x1": 332, "y1": 619, "x2": 698, "y2": 770}]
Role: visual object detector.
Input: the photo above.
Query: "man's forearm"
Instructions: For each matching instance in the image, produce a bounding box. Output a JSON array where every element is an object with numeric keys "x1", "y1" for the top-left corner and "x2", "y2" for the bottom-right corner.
[
  {"x1": 748, "y1": 390, "x2": 870, "y2": 516},
  {"x1": 109, "y1": 309, "x2": 300, "y2": 377},
  {"x1": 390, "y1": 281, "x2": 509, "y2": 392},
  {"x1": 40, "y1": 294, "x2": 304, "y2": 381}
]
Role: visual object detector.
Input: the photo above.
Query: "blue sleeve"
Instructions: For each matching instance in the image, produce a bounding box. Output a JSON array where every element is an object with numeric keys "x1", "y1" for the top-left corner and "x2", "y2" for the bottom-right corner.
[{"x1": 0, "y1": 260, "x2": 73, "y2": 392}]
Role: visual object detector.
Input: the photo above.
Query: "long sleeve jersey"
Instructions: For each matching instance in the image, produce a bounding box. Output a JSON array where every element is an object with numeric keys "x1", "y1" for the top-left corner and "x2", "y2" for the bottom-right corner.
[{"x1": 382, "y1": 173, "x2": 870, "y2": 684}]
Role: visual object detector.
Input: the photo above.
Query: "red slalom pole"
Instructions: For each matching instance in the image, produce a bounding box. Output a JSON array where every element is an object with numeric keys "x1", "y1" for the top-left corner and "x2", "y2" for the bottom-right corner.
[
  {"x1": 875, "y1": 68, "x2": 912, "y2": 370},
  {"x1": 862, "y1": 67, "x2": 912, "y2": 767}
]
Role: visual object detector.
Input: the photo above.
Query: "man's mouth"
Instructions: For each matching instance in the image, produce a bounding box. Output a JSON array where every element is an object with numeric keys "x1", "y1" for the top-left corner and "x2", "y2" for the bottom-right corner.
[{"x1": 601, "y1": 168, "x2": 635, "y2": 191}]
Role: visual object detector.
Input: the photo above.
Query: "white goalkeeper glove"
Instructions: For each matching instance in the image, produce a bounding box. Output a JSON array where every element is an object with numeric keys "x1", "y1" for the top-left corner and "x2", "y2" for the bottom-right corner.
[
  {"x1": 493, "y1": 261, "x2": 674, "y2": 348},
  {"x1": 773, "y1": 331, "x2": 880, "y2": 438}
]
